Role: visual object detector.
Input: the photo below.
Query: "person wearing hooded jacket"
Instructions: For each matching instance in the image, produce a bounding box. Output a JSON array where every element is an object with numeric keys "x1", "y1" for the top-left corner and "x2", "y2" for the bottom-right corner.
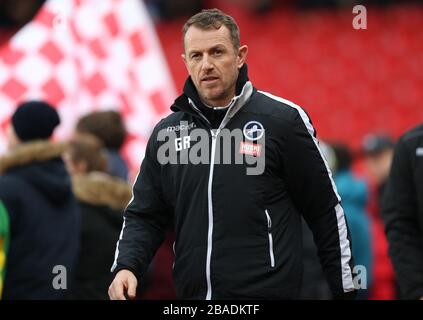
[
  {"x1": 109, "y1": 9, "x2": 356, "y2": 300},
  {"x1": 0, "y1": 101, "x2": 80, "y2": 300},
  {"x1": 63, "y1": 134, "x2": 131, "y2": 299},
  {"x1": 381, "y1": 123, "x2": 423, "y2": 300}
]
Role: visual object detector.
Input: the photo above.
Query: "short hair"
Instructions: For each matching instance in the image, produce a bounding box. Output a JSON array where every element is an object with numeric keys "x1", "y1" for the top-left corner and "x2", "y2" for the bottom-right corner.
[
  {"x1": 182, "y1": 8, "x2": 240, "y2": 50},
  {"x1": 76, "y1": 110, "x2": 126, "y2": 150},
  {"x1": 67, "y1": 134, "x2": 108, "y2": 173}
]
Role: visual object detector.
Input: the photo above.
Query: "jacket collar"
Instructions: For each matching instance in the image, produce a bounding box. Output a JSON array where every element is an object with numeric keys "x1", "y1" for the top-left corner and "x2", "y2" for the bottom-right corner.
[
  {"x1": 0, "y1": 140, "x2": 73, "y2": 205},
  {"x1": 0, "y1": 140, "x2": 67, "y2": 174},
  {"x1": 72, "y1": 172, "x2": 132, "y2": 210},
  {"x1": 171, "y1": 64, "x2": 254, "y2": 125}
]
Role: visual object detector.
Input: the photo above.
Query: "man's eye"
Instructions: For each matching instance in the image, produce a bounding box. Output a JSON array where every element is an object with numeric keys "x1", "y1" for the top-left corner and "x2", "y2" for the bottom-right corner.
[
  {"x1": 214, "y1": 50, "x2": 222, "y2": 56},
  {"x1": 191, "y1": 54, "x2": 200, "y2": 60}
]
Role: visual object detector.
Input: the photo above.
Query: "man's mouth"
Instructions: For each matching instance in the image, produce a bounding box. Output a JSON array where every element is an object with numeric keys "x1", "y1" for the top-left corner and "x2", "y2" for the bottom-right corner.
[{"x1": 201, "y1": 76, "x2": 219, "y2": 83}]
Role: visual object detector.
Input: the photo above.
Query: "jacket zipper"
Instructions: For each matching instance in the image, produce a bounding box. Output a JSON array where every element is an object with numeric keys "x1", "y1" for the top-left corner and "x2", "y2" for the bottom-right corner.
[
  {"x1": 188, "y1": 99, "x2": 217, "y2": 300},
  {"x1": 189, "y1": 97, "x2": 240, "y2": 300},
  {"x1": 206, "y1": 129, "x2": 219, "y2": 300},
  {"x1": 265, "y1": 209, "x2": 275, "y2": 268}
]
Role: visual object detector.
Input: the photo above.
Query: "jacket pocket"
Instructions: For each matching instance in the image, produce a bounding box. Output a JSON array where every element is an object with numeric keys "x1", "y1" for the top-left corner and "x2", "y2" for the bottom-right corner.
[{"x1": 265, "y1": 209, "x2": 275, "y2": 268}]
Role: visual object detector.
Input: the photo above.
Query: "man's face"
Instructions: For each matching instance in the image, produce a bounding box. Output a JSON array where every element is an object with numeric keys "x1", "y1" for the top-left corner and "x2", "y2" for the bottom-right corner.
[
  {"x1": 364, "y1": 149, "x2": 394, "y2": 185},
  {"x1": 182, "y1": 25, "x2": 247, "y2": 107}
]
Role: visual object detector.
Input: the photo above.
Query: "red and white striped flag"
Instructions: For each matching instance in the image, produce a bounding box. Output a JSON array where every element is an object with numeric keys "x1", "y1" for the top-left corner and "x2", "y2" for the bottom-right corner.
[{"x1": 0, "y1": 0, "x2": 176, "y2": 177}]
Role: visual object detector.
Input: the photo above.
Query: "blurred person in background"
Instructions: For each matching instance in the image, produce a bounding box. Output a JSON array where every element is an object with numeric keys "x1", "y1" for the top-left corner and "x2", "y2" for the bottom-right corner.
[
  {"x1": 63, "y1": 134, "x2": 132, "y2": 300},
  {"x1": 362, "y1": 134, "x2": 394, "y2": 200},
  {"x1": 381, "y1": 123, "x2": 423, "y2": 300},
  {"x1": 332, "y1": 143, "x2": 372, "y2": 299},
  {"x1": 0, "y1": 101, "x2": 80, "y2": 300},
  {"x1": 76, "y1": 110, "x2": 129, "y2": 181},
  {"x1": 300, "y1": 142, "x2": 373, "y2": 299},
  {"x1": 75, "y1": 113, "x2": 171, "y2": 299},
  {"x1": 0, "y1": 0, "x2": 45, "y2": 28},
  {"x1": 144, "y1": 0, "x2": 204, "y2": 20},
  {"x1": 362, "y1": 133, "x2": 397, "y2": 299},
  {"x1": 0, "y1": 201, "x2": 10, "y2": 299},
  {"x1": 0, "y1": 0, "x2": 45, "y2": 46}
]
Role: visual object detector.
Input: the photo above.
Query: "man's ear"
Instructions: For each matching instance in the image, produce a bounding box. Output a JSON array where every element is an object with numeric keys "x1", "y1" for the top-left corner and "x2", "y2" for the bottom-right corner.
[
  {"x1": 237, "y1": 45, "x2": 248, "y2": 69},
  {"x1": 181, "y1": 53, "x2": 189, "y2": 73}
]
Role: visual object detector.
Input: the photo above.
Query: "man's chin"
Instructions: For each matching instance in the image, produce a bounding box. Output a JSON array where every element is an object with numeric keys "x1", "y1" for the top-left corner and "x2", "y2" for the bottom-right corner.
[{"x1": 200, "y1": 91, "x2": 222, "y2": 103}]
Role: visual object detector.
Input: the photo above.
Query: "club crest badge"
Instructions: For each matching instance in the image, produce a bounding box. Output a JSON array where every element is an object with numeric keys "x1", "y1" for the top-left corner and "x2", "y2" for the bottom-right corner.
[{"x1": 243, "y1": 121, "x2": 264, "y2": 141}]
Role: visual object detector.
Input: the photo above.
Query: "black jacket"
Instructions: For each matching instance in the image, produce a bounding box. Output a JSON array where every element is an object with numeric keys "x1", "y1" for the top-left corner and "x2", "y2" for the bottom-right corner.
[
  {"x1": 112, "y1": 66, "x2": 356, "y2": 299},
  {"x1": 0, "y1": 141, "x2": 80, "y2": 299},
  {"x1": 299, "y1": 219, "x2": 332, "y2": 299},
  {"x1": 381, "y1": 123, "x2": 423, "y2": 299},
  {"x1": 70, "y1": 173, "x2": 130, "y2": 300}
]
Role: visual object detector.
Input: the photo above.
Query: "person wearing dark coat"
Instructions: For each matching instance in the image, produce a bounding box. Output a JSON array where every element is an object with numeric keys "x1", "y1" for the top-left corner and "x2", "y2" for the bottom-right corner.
[
  {"x1": 0, "y1": 101, "x2": 80, "y2": 300},
  {"x1": 64, "y1": 134, "x2": 132, "y2": 299},
  {"x1": 381, "y1": 124, "x2": 423, "y2": 299},
  {"x1": 75, "y1": 111, "x2": 129, "y2": 181}
]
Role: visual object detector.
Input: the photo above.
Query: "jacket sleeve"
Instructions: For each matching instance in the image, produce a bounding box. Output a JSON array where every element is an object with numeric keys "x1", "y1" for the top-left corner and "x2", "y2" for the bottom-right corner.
[
  {"x1": 283, "y1": 109, "x2": 356, "y2": 299},
  {"x1": 381, "y1": 137, "x2": 423, "y2": 299},
  {"x1": 111, "y1": 124, "x2": 173, "y2": 281}
]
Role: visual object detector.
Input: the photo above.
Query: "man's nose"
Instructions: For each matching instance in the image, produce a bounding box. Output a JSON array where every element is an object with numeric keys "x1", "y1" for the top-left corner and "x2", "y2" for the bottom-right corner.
[{"x1": 201, "y1": 55, "x2": 214, "y2": 71}]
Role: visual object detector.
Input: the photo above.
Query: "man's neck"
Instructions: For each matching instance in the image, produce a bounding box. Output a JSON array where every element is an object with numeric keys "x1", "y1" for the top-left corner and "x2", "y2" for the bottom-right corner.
[{"x1": 203, "y1": 98, "x2": 235, "y2": 110}]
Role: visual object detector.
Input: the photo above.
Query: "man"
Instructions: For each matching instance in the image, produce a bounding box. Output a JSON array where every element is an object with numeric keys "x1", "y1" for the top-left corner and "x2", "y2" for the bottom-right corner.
[
  {"x1": 109, "y1": 9, "x2": 355, "y2": 300},
  {"x1": 0, "y1": 101, "x2": 80, "y2": 299},
  {"x1": 381, "y1": 124, "x2": 423, "y2": 299}
]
